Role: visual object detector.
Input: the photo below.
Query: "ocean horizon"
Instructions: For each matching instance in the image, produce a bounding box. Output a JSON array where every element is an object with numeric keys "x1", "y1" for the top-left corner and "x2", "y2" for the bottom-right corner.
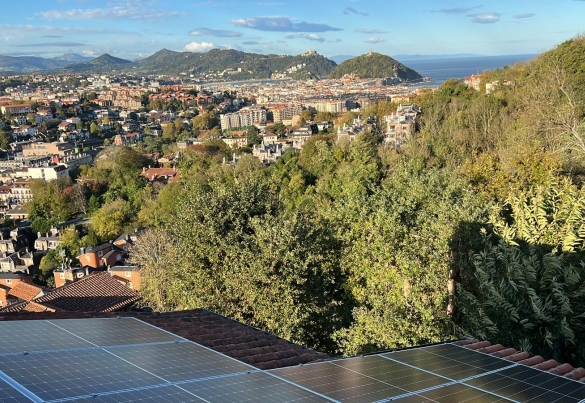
[{"x1": 401, "y1": 54, "x2": 537, "y2": 86}]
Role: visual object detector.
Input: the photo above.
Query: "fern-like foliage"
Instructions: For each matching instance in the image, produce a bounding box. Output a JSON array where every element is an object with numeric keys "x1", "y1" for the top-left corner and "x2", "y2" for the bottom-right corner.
[{"x1": 458, "y1": 178, "x2": 585, "y2": 366}]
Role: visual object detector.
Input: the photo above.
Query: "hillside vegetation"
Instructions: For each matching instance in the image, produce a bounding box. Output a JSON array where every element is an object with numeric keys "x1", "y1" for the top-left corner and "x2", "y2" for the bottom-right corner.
[
  {"x1": 57, "y1": 35, "x2": 585, "y2": 366},
  {"x1": 329, "y1": 52, "x2": 422, "y2": 81}
]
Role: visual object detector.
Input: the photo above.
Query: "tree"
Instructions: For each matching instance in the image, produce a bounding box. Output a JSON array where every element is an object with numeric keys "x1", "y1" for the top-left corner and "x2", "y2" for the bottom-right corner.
[
  {"x1": 333, "y1": 161, "x2": 487, "y2": 355},
  {"x1": 0, "y1": 129, "x2": 10, "y2": 150},
  {"x1": 128, "y1": 228, "x2": 179, "y2": 311},
  {"x1": 458, "y1": 178, "x2": 585, "y2": 367},
  {"x1": 246, "y1": 126, "x2": 261, "y2": 147},
  {"x1": 91, "y1": 199, "x2": 130, "y2": 241}
]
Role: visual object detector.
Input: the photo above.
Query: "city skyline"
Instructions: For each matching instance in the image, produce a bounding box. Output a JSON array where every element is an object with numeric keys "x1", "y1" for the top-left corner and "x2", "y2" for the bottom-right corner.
[{"x1": 1, "y1": 0, "x2": 583, "y2": 61}]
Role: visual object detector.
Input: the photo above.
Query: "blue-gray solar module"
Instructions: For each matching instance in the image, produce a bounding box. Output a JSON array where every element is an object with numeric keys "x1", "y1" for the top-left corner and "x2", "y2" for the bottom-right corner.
[
  {"x1": 395, "y1": 383, "x2": 511, "y2": 402},
  {"x1": 105, "y1": 342, "x2": 255, "y2": 382},
  {"x1": 66, "y1": 386, "x2": 205, "y2": 402},
  {"x1": 384, "y1": 344, "x2": 514, "y2": 381},
  {"x1": 270, "y1": 355, "x2": 450, "y2": 402},
  {"x1": 47, "y1": 318, "x2": 182, "y2": 346},
  {"x1": 179, "y1": 372, "x2": 332, "y2": 402},
  {"x1": 0, "y1": 321, "x2": 93, "y2": 354},
  {"x1": 2, "y1": 317, "x2": 585, "y2": 403},
  {"x1": 464, "y1": 365, "x2": 585, "y2": 402},
  {"x1": 0, "y1": 377, "x2": 33, "y2": 403},
  {"x1": 0, "y1": 349, "x2": 164, "y2": 401}
]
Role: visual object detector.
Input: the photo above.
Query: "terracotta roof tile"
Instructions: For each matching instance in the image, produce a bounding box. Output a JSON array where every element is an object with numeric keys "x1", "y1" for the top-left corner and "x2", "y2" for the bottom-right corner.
[
  {"x1": 460, "y1": 339, "x2": 585, "y2": 383},
  {"x1": 7, "y1": 282, "x2": 44, "y2": 301},
  {"x1": 34, "y1": 272, "x2": 141, "y2": 312},
  {"x1": 0, "y1": 301, "x2": 56, "y2": 313}
]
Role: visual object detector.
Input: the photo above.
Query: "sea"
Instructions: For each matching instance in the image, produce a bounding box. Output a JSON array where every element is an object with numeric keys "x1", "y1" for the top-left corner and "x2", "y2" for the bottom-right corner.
[
  {"x1": 201, "y1": 54, "x2": 537, "y2": 88},
  {"x1": 400, "y1": 54, "x2": 537, "y2": 87}
]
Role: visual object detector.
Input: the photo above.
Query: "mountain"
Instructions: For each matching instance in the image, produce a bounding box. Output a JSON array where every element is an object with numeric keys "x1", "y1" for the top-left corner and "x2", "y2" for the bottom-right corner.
[
  {"x1": 0, "y1": 49, "x2": 338, "y2": 79},
  {"x1": 329, "y1": 52, "x2": 422, "y2": 82},
  {"x1": 0, "y1": 55, "x2": 72, "y2": 73},
  {"x1": 58, "y1": 54, "x2": 133, "y2": 73},
  {"x1": 132, "y1": 48, "x2": 337, "y2": 79},
  {"x1": 52, "y1": 53, "x2": 93, "y2": 62}
]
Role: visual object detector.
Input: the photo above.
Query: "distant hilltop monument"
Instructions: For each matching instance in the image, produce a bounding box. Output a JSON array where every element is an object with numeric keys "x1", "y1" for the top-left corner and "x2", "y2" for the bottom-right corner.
[{"x1": 302, "y1": 49, "x2": 317, "y2": 56}]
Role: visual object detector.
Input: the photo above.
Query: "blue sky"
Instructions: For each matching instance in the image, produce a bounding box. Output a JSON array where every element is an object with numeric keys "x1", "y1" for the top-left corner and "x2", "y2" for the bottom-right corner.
[{"x1": 1, "y1": 0, "x2": 583, "y2": 60}]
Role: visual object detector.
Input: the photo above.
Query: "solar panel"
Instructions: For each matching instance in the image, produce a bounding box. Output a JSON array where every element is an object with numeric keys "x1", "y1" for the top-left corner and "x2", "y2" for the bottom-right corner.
[
  {"x1": 405, "y1": 383, "x2": 511, "y2": 402},
  {"x1": 0, "y1": 349, "x2": 164, "y2": 401},
  {"x1": 64, "y1": 385, "x2": 205, "y2": 402},
  {"x1": 464, "y1": 365, "x2": 585, "y2": 402},
  {"x1": 270, "y1": 355, "x2": 449, "y2": 403},
  {"x1": 1, "y1": 317, "x2": 584, "y2": 403},
  {"x1": 0, "y1": 321, "x2": 93, "y2": 354},
  {"x1": 47, "y1": 318, "x2": 182, "y2": 346},
  {"x1": 105, "y1": 342, "x2": 255, "y2": 382},
  {"x1": 385, "y1": 344, "x2": 513, "y2": 381},
  {"x1": 179, "y1": 372, "x2": 332, "y2": 402},
  {"x1": 0, "y1": 377, "x2": 33, "y2": 403}
]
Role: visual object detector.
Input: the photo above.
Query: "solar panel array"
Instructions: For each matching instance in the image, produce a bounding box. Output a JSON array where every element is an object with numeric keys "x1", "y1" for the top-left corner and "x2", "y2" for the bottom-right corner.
[{"x1": 0, "y1": 318, "x2": 584, "y2": 402}]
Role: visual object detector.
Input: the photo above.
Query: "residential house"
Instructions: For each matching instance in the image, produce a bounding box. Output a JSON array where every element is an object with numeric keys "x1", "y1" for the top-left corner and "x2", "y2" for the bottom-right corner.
[
  {"x1": 140, "y1": 167, "x2": 180, "y2": 184},
  {"x1": 24, "y1": 271, "x2": 142, "y2": 312},
  {"x1": 108, "y1": 265, "x2": 141, "y2": 290},
  {"x1": 77, "y1": 243, "x2": 116, "y2": 269},
  {"x1": 6, "y1": 281, "x2": 46, "y2": 305},
  {"x1": 53, "y1": 265, "x2": 96, "y2": 288},
  {"x1": 1, "y1": 104, "x2": 32, "y2": 115},
  {"x1": 35, "y1": 230, "x2": 61, "y2": 251},
  {"x1": 27, "y1": 164, "x2": 70, "y2": 181},
  {"x1": 0, "y1": 272, "x2": 33, "y2": 307}
]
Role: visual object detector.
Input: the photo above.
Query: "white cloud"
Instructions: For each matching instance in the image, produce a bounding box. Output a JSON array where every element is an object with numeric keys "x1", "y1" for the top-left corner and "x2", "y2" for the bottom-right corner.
[
  {"x1": 284, "y1": 33, "x2": 325, "y2": 42},
  {"x1": 184, "y1": 41, "x2": 216, "y2": 52},
  {"x1": 232, "y1": 16, "x2": 342, "y2": 32},
  {"x1": 38, "y1": 3, "x2": 181, "y2": 23},
  {"x1": 514, "y1": 13, "x2": 535, "y2": 19},
  {"x1": 355, "y1": 28, "x2": 388, "y2": 34},
  {"x1": 0, "y1": 24, "x2": 131, "y2": 36},
  {"x1": 468, "y1": 12, "x2": 502, "y2": 24},
  {"x1": 365, "y1": 36, "x2": 385, "y2": 43},
  {"x1": 189, "y1": 27, "x2": 242, "y2": 37}
]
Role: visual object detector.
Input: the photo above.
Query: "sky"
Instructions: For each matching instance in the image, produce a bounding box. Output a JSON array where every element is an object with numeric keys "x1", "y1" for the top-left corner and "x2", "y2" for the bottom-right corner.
[{"x1": 1, "y1": 0, "x2": 583, "y2": 60}]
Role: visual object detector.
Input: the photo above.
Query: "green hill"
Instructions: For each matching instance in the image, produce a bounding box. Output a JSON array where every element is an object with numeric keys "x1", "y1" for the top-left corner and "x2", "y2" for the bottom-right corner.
[
  {"x1": 132, "y1": 48, "x2": 337, "y2": 79},
  {"x1": 58, "y1": 54, "x2": 133, "y2": 73},
  {"x1": 329, "y1": 52, "x2": 422, "y2": 81},
  {"x1": 0, "y1": 55, "x2": 72, "y2": 73}
]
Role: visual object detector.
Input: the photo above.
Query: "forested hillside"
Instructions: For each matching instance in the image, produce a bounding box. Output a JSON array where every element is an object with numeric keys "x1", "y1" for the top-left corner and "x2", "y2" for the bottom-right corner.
[
  {"x1": 128, "y1": 36, "x2": 585, "y2": 366},
  {"x1": 329, "y1": 52, "x2": 421, "y2": 81}
]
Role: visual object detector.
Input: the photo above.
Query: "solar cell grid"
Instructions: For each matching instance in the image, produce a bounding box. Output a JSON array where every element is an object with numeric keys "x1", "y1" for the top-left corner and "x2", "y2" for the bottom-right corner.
[
  {"x1": 65, "y1": 385, "x2": 205, "y2": 403},
  {"x1": 105, "y1": 342, "x2": 255, "y2": 382},
  {"x1": 464, "y1": 366, "x2": 585, "y2": 403},
  {"x1": 384, "y1": 344, "x2": 513, "y2": 381},
  {"x1": 413, "y1": 383, "x2": 511, "y2": 402},
  {"x1": 271, "y1": 361, "x2": 406, "y2": 402},
  {"x1": 0, "y1": 321, "x2": 93, "y2": 354},
  {"x1": 332, "y1": 356, "x2": 448, "y2": 392},
  {"x1": 0, "y1": 377, "x2": 33, "y2": 403},
  {"x1": 48, "y1": 318, "x2": 182, "y2": 347},
  {"x1": 0, "y1": 349, "x2": 165, "y2": 401},
  {"x1": 180, "y1": 372, "x2": 332, "y2": 402}
]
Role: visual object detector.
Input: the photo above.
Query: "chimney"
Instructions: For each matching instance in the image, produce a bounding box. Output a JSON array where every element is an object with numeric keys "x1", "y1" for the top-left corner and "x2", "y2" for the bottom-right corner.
[{"x1": 80, "y1": 247, "x2": 85, "y2": 255}]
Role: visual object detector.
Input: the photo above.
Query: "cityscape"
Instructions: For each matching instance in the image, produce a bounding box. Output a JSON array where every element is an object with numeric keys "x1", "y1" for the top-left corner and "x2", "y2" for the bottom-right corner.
[{"x1": 0, "y1": 1, "x2": 585, "y2": 402}]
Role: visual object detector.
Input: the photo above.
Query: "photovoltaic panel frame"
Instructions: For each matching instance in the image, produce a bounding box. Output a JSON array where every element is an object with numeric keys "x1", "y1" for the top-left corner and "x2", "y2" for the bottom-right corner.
[
  {"x1": 384, "y1": 343, "x2": 514, "y2": 381},
  {"x1": 179, "y1": 371, "x2": 333, "y2": 402},
  {"x1": 104, "y1": 342, "x2": 254, "y2": 382},
  {"x1": 47, "y1": 318, "x2": 183, "y2": 347},
  {"x1": 0, "y1": 321, "x2": 93, "y2": 354}
]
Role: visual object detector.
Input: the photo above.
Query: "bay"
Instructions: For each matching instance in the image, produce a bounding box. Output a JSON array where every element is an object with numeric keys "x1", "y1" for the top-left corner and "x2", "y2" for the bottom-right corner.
[{"x1": 400, "y1": 54, "x2": 537, "y2": 86}]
